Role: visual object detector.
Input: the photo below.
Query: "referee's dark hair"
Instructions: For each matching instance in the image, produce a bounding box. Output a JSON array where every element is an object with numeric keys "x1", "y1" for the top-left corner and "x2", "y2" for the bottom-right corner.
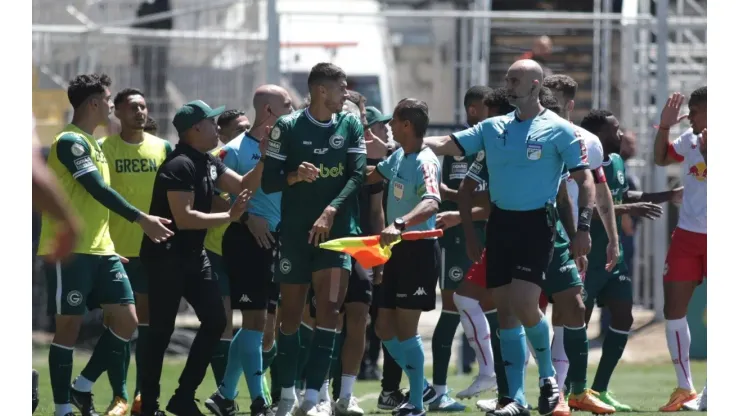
[
  {"x1": 67, "y1": 73, "x2": 112, "y2": 109},
  {"x1": 394, "y1": 98, "x2": 429, "y2": 138},
  {"x1": 217, "y1": 109, "x2": 246, "y2": 129},
  {"x1": 308, "y1": 62, "x2": 347, "y2": 87},
  {"x1": 543, "y1": 74, "x2": 578, "y2": 101},
  {"x1": 464, "y1": 85, "x2": 494, "y2": 108},
  {"x1": 144, "y1": 117, "x2": 158, "y2": 135},
  {"x1": 539, "y1": 87, "x2": 562, "y2": 116},
  {"x1": 113, "y1": 88, "x2": 145, "y2": 108},
  {"x1": 580, "y1": 109, "x2": 614, "y2": 135},
  {"x1": 688, "y1": 86, "x2": 707, "y2": 107},
  {"x1": 486, "y1": 87, "x2": 515, "y2": 115}
]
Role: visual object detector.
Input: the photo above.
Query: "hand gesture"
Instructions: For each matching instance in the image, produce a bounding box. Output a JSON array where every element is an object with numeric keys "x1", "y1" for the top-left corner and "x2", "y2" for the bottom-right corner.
[
  {"x1": 380, "y1": 224, "x2": 402, "y2": 248},
  {"x1": 570, "y1": 230, "x2": 591, "y2": 258},
  {"x1": 297, "y1": 162, "x2": 319, "y2": 183},
  {"x1": 605, "y1": 240, "x2": 619, "y2": 272},
  {"x1": 309, "y1": 206, "x2": 337, "y2": 246},
  {"x1": 627, "y1": 202, "x2": 663, "y2": 220},
  {"x1": 365, "y1": 129, "x2": 388, "y2": 160},
  {"x1": 659, "y1": 92, "x2": 688, "y2": 129},
  {"x1": 228, "y1": 189, "x2": 252, "y2": 222},
  {"x1": 247, "y1": 214, "x2": 276, "y2": 249},
  {"x1": 138, "y1": 214, "x2": 175, "y2": 243},
  {"x1": 435, "y1": 211, "x2": 461, "y2": 230}
]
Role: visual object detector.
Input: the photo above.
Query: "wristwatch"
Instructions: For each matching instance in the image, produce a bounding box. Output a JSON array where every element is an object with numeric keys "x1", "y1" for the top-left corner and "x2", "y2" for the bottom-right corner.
[{"x1": 393, "y1": 218, "x2": 406, "y2": 231}]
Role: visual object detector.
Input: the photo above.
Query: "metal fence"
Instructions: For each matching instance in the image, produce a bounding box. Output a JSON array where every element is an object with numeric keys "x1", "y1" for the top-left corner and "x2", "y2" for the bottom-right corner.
[{"x1": 32, "y1": 1, "x2": 706, "y2": 325}]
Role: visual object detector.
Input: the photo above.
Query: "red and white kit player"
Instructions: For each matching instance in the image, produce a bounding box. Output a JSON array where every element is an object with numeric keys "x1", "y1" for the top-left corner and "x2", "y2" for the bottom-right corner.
[{"x1": 653, "y1": 88, "x2": 707, "y2": 412}]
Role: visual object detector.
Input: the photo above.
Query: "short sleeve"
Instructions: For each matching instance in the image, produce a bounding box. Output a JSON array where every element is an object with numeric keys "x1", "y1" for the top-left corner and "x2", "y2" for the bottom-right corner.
[
  {"x1": 56, "y1": 133, "x2": 98, "y2": 179},
  {"x1": 219, "y1": 145, "x2": 239, "y2": 172},
  {"x1": 668, "y1": 129, "x2": 693, "y2": 162},
  {"x1": 376, "y1": 148, "x2": 399, "y2": 180},
  {"x1": 158, "y1": 157, "x2": 196, "y2": 192},
  {"x1": 416, "y1": 158, "x2": 441, "y2": 202},
  {"x1": 554, "y1": 124, "x2": 589, "y2": 172},
  {"x1": 347, "y1": 115, "x2": 367, "y2": 155},
  {"x1": 466, "y1": 151, "x2": 487, "y2": 185},
  {"x1": 266, "y1": 117, "x2": 290, "y2": 162},
  {"x1": 450, "y1": 122, "x2": 485, "y2": 156}
]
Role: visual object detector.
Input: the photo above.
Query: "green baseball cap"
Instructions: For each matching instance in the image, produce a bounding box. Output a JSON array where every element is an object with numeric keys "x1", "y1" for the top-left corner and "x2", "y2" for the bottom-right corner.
[
  {"x1": 172, "y1": 100, "x2": 226, "y2": 135},
  {"x1": 365, "y1": 106, "x2": 391, "y2": 126}
]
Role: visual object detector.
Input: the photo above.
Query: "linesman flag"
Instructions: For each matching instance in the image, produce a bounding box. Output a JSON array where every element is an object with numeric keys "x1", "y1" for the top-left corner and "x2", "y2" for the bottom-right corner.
[{"x1": 319, "y1": 229, "x2": 443, "y2": 269}]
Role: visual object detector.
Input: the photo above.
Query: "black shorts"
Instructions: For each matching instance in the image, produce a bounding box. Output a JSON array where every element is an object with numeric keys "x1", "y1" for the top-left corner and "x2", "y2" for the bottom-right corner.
[
  {"x1": 378, "y1": 239, "x2": 440, "y2": 311},
  {"x1": 222, "y1": 222, "x2": 278, "y2": 311},
  {"x1": 486, "y1": 205, "x2": 557, "y2": 289},
  {"x1": 346, "y1": 259, "x2": 373, "y2": 305}
]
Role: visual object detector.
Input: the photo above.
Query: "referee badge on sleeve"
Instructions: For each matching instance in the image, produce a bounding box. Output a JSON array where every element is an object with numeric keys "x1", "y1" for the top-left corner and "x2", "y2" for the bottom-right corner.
[{"x1": 526, "y1": 143, "x2": 542, "y2": 160}]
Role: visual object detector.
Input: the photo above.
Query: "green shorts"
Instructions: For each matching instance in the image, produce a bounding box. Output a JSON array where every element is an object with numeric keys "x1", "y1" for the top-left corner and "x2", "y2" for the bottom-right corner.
[
  {"x1": 274, "y1": 235, "x2": 352, "y2": 284},
  {"x1": 206, "y1": 249, "x2": 231, "y2": 297},
  {"x1": 542, "y1": 242, "x2": 582, "y2": 298},
  {"x1": 583, "y1": 260, "x2": 632, "y2": 309},
  {"x1": 45, "y1": 254, "x2": 134, "y2": 316},
  {"x1": 439, "y1": 226, "x2": 485, "y2": 291},
  {"x1": 125, "y1": 258, "x2": 148, "y2": 295}
]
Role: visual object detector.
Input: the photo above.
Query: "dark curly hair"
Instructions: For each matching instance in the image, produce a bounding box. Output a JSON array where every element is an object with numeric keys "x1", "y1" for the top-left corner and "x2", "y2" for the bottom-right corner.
[
  {"x1": 113, "y1": 88, "x2": 145, "y2": 108},
  {"x1": 67, "y1": 73, "x2": 112, "y2": 109},
  {"x1": 580, "y1": 109, "x2": 614, "y2": 135}
]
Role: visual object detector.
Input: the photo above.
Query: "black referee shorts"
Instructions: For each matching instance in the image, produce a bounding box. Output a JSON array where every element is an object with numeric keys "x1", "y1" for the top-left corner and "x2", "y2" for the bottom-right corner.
[
  {"x1": 486, "y1": 204, "x2": 557, "y2": 289},
  {"x1": 378, "y1": 239, "x2": 440, "y2": 311},
  {"x1": 222, "y1": 222, "x2": 278, "y2": 311}
]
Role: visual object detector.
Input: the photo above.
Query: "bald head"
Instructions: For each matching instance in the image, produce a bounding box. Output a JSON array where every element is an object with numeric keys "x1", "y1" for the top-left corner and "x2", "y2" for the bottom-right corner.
[
  {"x1": 505, "y1": 59, "x2": 545, "y2": 111},
  {"x1": 252, "y1": 84, "x2": 293, "y2": 124},
  {"x1": 509, "y1": 59, "x2": 544, "y2": 84}
]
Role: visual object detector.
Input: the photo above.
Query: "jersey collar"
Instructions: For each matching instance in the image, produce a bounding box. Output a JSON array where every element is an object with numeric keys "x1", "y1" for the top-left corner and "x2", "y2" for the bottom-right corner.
[{"x1": 176, "y1": 142, "x2": 208, "y2": 161}]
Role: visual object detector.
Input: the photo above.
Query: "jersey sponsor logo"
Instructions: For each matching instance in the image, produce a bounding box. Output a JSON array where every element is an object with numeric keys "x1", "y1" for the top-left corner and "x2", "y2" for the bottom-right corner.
[
  {"x1": 279, "y1": 258, "x2": 292, "y2": 274},
  {"x1": 74, "y1": 156, "x2": 94, "y2": 170},
  {"x1": 329, "y1": 134, "x2": 345, "y2": 149},
  {"x1": 318, "y1": 163, "x2": 344, "y2": 178},
  {"x1": 469, "y1": 162, "x2": 483, "y2": 175},
  {"x1": 559, "y1": 263, "x2": 577, "y2": 274},
  {"x1": 268, "y1": 140, "x2": 281, "y2": 153},
  {"x1": 526, "y1": 143, "x2": 543, "y2": 160},
  {"x1": 476, "y1": 150, "x2": 485, "y2": 162},
  {"x1": 314, "y1": 148, "x2": 329, "y2": 155},
  {"x1": 67, "y1": 290, "x2": 83, "y2": 307},
  {"x1": 687, "y1": 161, "x2": 707, "y2": 181},
  {"x1": 271, "y1": 126, "x2": 281, "y2": 141},
  {"x1": 450, "y1": 162, "x2": 468, "y2": 179},
  {"x1": 71, "y1": 143, "x2": 85, "y2": 156},
  {"x1": 114, "y1": 158, "x2": 158, "y2": 173},
  {"x1": 449, "y1": 266, "x2": 464, "y2": 282},
  {"x1": 210, "y1": 165, "x2": 217, "y2": 180}
]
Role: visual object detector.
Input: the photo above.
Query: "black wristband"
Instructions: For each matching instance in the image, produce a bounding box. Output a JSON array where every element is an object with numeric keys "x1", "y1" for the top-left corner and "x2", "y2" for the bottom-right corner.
[{"x1": 577, "y1": 207, "x2": 593, "y2": 231}]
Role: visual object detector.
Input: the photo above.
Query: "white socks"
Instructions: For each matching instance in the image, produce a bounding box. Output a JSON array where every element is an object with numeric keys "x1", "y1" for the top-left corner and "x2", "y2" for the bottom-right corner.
[
  {"x1": 454, "y1": 293, "x2": 495, "y2": 377},
  {"x1": 665, "y1": 317, "x2": 695, "y2": 391},
  {"x1": 339, "y1": 375, "x2": 356, "y2": 399},
  {"x1": 72, "y1": 375, "x2": 94, "y2": 393},
  {"x1": 551, "y1": 326, "x2": 569, "y2": 390},
  {"x1": 320, "y1": 379, "x2": 331, "y2": 402}
]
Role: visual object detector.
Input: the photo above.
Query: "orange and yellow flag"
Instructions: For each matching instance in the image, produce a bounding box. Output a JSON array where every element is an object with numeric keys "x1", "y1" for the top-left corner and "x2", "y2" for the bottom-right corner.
[{"x1": 319, "y1": 229, "x2": 443, "y2": 269}]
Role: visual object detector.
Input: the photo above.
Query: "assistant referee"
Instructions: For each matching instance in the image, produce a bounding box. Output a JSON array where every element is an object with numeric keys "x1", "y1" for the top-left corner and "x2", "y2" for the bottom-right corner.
[{"x1": 138, "y1": 100, "x2": 254, "y2": 416}]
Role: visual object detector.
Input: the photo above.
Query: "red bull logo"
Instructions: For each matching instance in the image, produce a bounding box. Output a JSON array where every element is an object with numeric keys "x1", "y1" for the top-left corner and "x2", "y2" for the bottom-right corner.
[{"x1": 688, "y1": 162, "x2": 707, "y2": 181}]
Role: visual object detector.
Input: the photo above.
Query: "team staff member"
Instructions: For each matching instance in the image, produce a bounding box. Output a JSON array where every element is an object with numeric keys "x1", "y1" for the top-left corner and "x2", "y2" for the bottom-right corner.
[
  {"x1": 138, "y1": 100, "x2": 255, "y2": 416},
  {"x1": 39, "y1": 73, "x2": 174, "y2": 416},
  {"x1": 366, "y1": 98, "x2": 442, "y2": 416},
  {"x1": 424, "y1": 60, "x2": 595, "y2": 416},
  {"x1": 205, "y1": 85, "x2": 293, "y2": 416},
  {"x1": 96, "y1": 88, "x2": 172, "y2": 416},
  {"x1": 203, "y1": 108, "x2": 252, "y2": 391}
]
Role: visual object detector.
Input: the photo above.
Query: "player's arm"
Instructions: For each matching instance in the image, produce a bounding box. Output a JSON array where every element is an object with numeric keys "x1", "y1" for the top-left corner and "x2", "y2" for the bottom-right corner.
[
  {"x1": 399, "y1": 162, "x2": 441, "y2": 227},
  {"x1": 367, "y1": 149, "x2": 398, "y2": 185},
  {"x1": 593, "y1": 175, "x2": 619, "y2": 247},
  {"x1": 261, "y1": 119, "x2": 293, "y2": 193},
  {"x1": 56, "y1": 134, "x2": 142, "y2": 223},
  {"x1": 326, "y1": 119, "x2": 368, "y2": 214},
  {"x1": 623, "y1": 188, "x2": 682, "y2": 205},
  {"x1": 556, "y1": 179, "x2": 576, "y2": 241},
  {"x1": 459, "y1": 168, "x2": 490, "y2": 236},
  {"x1": 424, "y1": 122, "x2": 485, "y2": 157}
]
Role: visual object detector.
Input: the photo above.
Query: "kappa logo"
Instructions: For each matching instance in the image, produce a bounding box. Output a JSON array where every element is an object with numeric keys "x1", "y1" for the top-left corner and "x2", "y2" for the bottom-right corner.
[
  {"x1": 279, "y1": 258, "x2": 292, "y2": 274},
  {"x1": 67, "y1": 291, "x2": 83, "y2": 307},
  {"x1": 413, "y1": 287, "x2": 427, "y2": 296},
  {"x1": 329, "y1": 134, "x2": 345, "y2": 149},
  {"x1": 239, "y1": 294, "x2": 252, "y2": 303}
]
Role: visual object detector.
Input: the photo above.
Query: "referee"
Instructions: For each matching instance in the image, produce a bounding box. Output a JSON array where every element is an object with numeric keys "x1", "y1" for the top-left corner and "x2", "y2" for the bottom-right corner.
[
  {"x1": 424, "y1": 59, "x2": 595, "y2": 416},
  {"x1": 139, "y1": 100, "x2": 254, "y2": 416}
]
